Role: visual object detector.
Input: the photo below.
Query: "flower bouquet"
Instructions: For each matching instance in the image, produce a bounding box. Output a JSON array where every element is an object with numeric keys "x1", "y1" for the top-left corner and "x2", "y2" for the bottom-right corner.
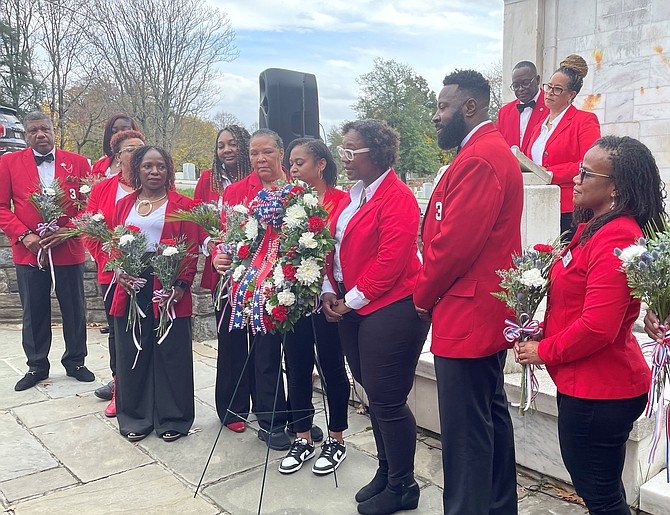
[
  {"x1": 65, "y1": 211, "x2": 113, "y2": 243},
  {"x1": 615, "y1": 230, "x2": 670, "y2": 470},
  {"x1": 73, "y1": 174, "x2": 106, "y2": 210},
  {"x1": 149, "y1": 238, "x2": 190, "y2": 341},
  {"x1": 226, "y1": 182, "x2": 335, "y2": 334},
  {"x1": 166, "y1": 200, "x2": 223, "y2": 240},
  {"x1": 491, "y1": 240, "x2": 563, "y2": 414}
]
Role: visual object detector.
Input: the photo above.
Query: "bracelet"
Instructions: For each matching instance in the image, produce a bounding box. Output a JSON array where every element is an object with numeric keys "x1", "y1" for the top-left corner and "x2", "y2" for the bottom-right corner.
[{"x1": 17, "y1": 230, "x2": 33, "y2": 243}]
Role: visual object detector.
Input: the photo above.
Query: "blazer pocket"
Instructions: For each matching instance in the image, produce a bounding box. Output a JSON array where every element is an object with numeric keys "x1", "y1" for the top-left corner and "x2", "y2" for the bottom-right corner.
[{"x1": 433, "y1": 278, "x2": 477, "y2": 340}]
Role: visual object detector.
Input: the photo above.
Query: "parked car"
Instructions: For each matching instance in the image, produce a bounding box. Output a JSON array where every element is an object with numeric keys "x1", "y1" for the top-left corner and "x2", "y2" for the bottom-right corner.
[{"x1": 0, "y1": 106, "x2": 27, "y2": 156}]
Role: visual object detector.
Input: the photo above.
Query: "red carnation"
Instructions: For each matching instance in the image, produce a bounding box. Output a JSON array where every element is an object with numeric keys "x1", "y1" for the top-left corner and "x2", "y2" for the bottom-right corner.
[
  {"x1": 263, "y1": 313, "x2": 276, "y2": 331},
  {"x1": 161, "y1": 238, "x2": 177, "y2": 245},
  {"x1": 238, "y1": 245, "x2": 250, "y2": 259},
  {"x1": 272, "y1": 305, "x2": 289, "y2": 321},
  {"x1": 533, "y1": 244, "x2": 554, "y2": 253},
  {"x1": 126, "y1": 225, "x2": 141, "y2": 233},
  {"x1": 282, "y1": 264, "x2": 297, "y2": 281},
  {"x1": 308, "y1": 216, "x2": 326, "y2": 233},
  {"x1": 244, "y1": 289, "x2": 253, "y2": 301},
  {"x1": 292, "y1": 185, "x2": 305, "y2": 195}
]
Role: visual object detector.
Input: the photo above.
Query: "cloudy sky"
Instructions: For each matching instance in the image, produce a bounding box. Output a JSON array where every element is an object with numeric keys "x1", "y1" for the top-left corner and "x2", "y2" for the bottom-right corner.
[{"x1": 209, "y1": 0, "x2": 504, "y2": 137}]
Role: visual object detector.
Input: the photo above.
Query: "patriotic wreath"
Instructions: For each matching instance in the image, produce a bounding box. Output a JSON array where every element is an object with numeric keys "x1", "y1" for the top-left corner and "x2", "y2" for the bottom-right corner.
[{"x1": 220, "y1": 182, "x2": 335, "y2": 334}]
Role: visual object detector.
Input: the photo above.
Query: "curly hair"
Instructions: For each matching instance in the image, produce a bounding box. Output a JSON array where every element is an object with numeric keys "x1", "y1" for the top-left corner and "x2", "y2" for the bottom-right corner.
[
  {"x1": 286, "y1": 137, "x2": 338, "y2": 187},
  {"x1": 130, "y1": 146, "x2": 176, "y2": 191},
  {"x1": 442, "y1": 69, "x2": 490, "y2": 107},
  {"x1": 110, "y1": 130, "x2": 146, "y2": 155},
  {"x1": 102, "y1": 114, "x2": 139, "y2": 157},
  {"x1": 341, "y1": 119, "x2": 399, "y2": 171},
  {"x1": 211, "y1": 125, "x2": 252, "y2": 193},
  {"x1": 556, "y1": 54, "x2": 588, "y2": 95},
  {"x1": 575, "y1": 135, "x2": 666, "y2": 244}
]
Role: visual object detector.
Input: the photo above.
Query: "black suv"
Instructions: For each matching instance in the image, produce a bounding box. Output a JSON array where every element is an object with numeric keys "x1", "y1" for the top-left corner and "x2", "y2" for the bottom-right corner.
[{"x1": 0, "y1": 106, "x2": 27, "y2": 156}]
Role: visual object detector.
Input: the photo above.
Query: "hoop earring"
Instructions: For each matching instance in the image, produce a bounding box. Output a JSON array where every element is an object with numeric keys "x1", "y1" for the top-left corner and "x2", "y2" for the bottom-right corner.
[{"x1": 318, "y1": 167, "x2": 324, "y2": 179}]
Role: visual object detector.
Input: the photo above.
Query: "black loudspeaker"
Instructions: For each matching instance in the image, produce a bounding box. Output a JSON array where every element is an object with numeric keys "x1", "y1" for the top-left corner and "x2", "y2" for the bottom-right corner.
[{"x1": 258, "y1": 68, "x2": 320, "y2": 162}]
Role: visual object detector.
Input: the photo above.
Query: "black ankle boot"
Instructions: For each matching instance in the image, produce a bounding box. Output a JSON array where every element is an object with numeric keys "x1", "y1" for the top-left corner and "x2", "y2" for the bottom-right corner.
[
  {"x1": 357, "y1": 479, "x2": 420, "y2": 515},
  {"x1": 355, "y1": 468, "x2": 389, "y2": 503}
]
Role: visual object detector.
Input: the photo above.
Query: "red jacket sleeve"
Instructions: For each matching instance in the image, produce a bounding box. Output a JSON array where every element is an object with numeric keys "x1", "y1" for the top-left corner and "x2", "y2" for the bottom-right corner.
[{"x1": 0, "y1": 155, "x2": 30, "y2": 241}]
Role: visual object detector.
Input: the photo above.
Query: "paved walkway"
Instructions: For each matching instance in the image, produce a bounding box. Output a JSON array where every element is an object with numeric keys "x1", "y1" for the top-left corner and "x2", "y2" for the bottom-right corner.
[{"x1": 0, "y1": 326, "x2": 587, "y2": 514}]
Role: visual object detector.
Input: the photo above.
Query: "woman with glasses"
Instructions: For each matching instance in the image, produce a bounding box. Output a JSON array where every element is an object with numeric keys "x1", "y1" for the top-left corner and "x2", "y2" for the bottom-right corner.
[
  {"x1": 86, "y1": 130, "x2": 145, "y2": 416},
  {"x1": 516, "y1": 136, "x2": 665, "y2": 515},
  {"x1": 91, "y1": 114, "x2": 140, "y2": 178},
  {"x1": 522, "y1": 54, "x2": 601, "y2": 240},
  {"x1": 321, "y1": 120, "x2": 430, "y2": 515}
]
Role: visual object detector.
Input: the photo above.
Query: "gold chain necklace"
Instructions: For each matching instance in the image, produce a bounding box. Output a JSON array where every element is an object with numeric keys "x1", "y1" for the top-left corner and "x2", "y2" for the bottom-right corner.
[{"x1": 136, "y1": 193, "x2": 168, "y2": 217}]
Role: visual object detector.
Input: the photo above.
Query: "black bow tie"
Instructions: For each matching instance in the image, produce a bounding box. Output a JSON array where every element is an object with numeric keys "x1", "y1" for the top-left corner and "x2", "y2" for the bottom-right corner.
[
  {"x1": 517, "y1": 100, "x2": 536, "y2": 113},
  {"x1": 34, "y1": 153, "x2": 54, "y2": 165}
]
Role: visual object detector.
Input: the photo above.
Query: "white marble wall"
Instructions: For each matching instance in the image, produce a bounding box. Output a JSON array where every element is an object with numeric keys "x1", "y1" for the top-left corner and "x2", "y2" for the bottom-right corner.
[{"x1": 504, "y1": 0, "x2": 670, "y2": 183}]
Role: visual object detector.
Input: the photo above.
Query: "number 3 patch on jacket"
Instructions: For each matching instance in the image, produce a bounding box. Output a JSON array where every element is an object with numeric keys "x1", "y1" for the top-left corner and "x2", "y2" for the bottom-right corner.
[{"x1": 435, "y1": 201, "x2": 443, "y2": 220}]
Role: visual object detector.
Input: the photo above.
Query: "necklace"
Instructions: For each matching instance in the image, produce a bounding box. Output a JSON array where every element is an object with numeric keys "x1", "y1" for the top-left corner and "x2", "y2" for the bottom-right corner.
[
  {"x1": 119, "y1": 174, "x2": 132, "y2": 187},
  {"x1": 136, "y1": 192, "x2": 168, "y2": 217}
]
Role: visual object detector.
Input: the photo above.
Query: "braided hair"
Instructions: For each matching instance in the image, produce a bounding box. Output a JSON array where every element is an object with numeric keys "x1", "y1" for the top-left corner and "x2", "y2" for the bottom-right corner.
[
  {"x1": 557, "y1": 54, "x2": 588, "y2": 95},
  {"x1": 211, "y1": 125, "x2": 252, "y2": 193},
  {"x1": 576, "y1": 136, "x2": 666, "y2": 244}
]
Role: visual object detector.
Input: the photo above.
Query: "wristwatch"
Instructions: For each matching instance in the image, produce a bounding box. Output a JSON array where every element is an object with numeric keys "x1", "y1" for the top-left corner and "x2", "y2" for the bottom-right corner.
[{"x1": 174, "y1": 279, "x2": 189, "y2": 290}]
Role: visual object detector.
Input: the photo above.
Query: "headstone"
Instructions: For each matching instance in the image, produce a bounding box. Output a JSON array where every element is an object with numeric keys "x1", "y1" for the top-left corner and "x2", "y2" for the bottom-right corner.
[{"x1": 182, "y1": 163, "x2": 196, "y2": 180}]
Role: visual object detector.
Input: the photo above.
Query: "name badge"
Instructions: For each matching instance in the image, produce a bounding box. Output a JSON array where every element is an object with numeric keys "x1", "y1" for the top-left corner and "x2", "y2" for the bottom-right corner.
[
  {"x1": 562, "y1": 249, "x2": 572, "y2": 267},
  {"x1": 435, "y1": 201, "x2": 443, "y2": 221}
]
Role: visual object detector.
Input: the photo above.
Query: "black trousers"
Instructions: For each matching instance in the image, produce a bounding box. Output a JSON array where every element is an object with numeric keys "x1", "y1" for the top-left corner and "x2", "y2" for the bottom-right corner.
[
  {"x1": 251, "y1": 329, "x2": 288, "y2": 432},
  {"x1": 434, "y1": 350, "x2": 518, "y2": 515},
  {"x1": 284, "y1": 311, "x2": 350, "y2": 433},
  {"x1": 114, "y1": 270, "x2": 194, "y2": 437},
  {"x1": 338, "y1": 296, "x2": 429, "y2": 489},
  {"x1": 557, "y1": 392, "x2": 647, "y2": 515},
  {"x1": 16, "y1": 263, "x2": 87, "y2": 373},
  {"x1": 215, "y1": 304, "x2": 252, "y2": 425},
  {"x1": 561, "y1": 212, "x2": 577, "y2": 243},
  {"x1": 101, "y1": 282, "x2": 117, "y2": 376}
]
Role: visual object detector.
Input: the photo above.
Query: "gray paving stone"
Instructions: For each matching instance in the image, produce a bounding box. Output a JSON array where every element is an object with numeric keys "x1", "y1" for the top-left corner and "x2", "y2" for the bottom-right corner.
[
  {"x1": 0, "y1": 327, "x2": 24, "y2": 360},
  {"x1": 193, "y1": 359, "x2": 216, "y2": 391},
  {"x1": 0, "y1": 373, "x2": 48, "y2": 410},
  {"x1": 0, "y1": 412, "x2": 58, "y2": 482},
  {"x1": 31, "y1": 414, "x2": 153, "y2": 483},
  {"x1": 13, "y1": 464, "x2": 218, "y2": 514},
  {"x1": 414, "y1": 437, "x2": 444, "y2": 487},
  {"x1": 195, "y1": 384, "x2": 216, "y2": 410},
  {"x1": 34, "y1": 371, "x2": 104, "y2": 399},
  {"x1": 0, "y1": 359, "x2": 21, "y2": 379},
  {"x1": 12, "y1": 393, "x2": 103, "y2": 429},
  {"x1": 0, "y1": 467, "x2": 77, "y2": 503}
]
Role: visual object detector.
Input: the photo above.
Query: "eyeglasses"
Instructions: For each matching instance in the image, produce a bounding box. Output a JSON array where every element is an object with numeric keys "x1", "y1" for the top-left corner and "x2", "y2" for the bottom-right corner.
[
  {"x1": 337, "y1": 146, "x2": 370, "y2": 161},
  {"x1": 509, "y1": 77, "x2": 536, "y2": 91},
  {"x1": 578, "y1": 163, "x2": 613, "y2": 182},
  {"x1": 121, "y1": 145, "x2": 143, "y2": 153},
  {"x1": 542, "y1": 83, "x2": 568, "y2": 96}
]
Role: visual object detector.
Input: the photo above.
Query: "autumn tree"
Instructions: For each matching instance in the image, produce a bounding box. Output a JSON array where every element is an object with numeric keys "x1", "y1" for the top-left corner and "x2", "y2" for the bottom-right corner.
[
  {"x1": 211, "y1": 110, "x2": 243, "y2": 130},
  {"x1": 353, "y1": 58, "x2": 441, "y2": 181},
  {"x1": 171, "y1": 116, "x2": 218, "y2": 172},
  {"x1": 482, "y1": 60, "x2": 503, "y2": 123}
]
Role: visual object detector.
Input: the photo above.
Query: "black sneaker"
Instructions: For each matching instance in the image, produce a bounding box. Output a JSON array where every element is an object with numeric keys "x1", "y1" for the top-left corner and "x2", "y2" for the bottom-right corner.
[
  {"x1": 94, "y1": 380, "x2": 115, "y2": 400},
  {"x1": 287, "y1": 424, "x2": 324, "y2": 443},
  {"x1": 15, "y1": 370, "x2": 49, "y2": 391},
  {"x1": 312, "y1": 436, "x2": 346, "y2": 475},
  {"x1": 278, "y1": 437, "x2": 315, "y2": 474},
  {"x1": 65, "y1": 365, "x2": 95, "y2": 382},
  {"x1": 257, "y1": 428, "x2": 291, "y2": 451}
]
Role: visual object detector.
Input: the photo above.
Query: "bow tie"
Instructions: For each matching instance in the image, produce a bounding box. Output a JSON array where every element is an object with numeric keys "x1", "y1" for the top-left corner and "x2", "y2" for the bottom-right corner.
[
  {"x1": 34, "y1": 153, "x2": 54, "y2": 165},
  {"x1": 517, "y1": 100, "x2": 536, "y2": 113}
]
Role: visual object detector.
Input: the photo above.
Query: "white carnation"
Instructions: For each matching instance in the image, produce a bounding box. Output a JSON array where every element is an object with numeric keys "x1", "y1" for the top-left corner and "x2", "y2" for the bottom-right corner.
[
  {"x1": 617, "y1": 244, "x2": 647, "y2": 267},
  {"x1": 162, "y1": 246, "x2": 178, "y2": 257},
  {"x1": 302, "y1": 193, "x2": 318, "y2": 207},
  {"x1": 233, "y1": 204, "x2": 249, "y2": 214},
  {"x1": 244, "y1": 217, "x2": 259, "y2": 240},
  {"x1": 296, "y1": 257, "x2": 322, "y2": 285},
  {"x1": 299, "y1": 232, "x2": 318, "y2": 249},
  {"x1": 273, "y1": 263, "x2": 285, "y2": 285},
  {"x1": 44, "y1": 187, "x2": 56, "y2": 196},
  {"x1": 284, "y1": 204, "x2": 307, "y2": 228},
  {"x1": 265, "y1": 299, "x2": 277, "y2": 313},
  {"x1": 79, "y1": 184, "x2": 91, "y2": 194},
  {"x1": 91, "y1": 213, "x2": 105, "y2": 222},
  {"x1": 520, "y1": 268, "x2": 545, "y2": 288},
  {"x1": 119, "y1": 234, "x2": 135, "y2": 246},
  {"x1": 232, "y1": 265, "x2": 246, "y2": 282},
  {"x1": 277, "y1": 290, "x2": 296, "y2": 306}
]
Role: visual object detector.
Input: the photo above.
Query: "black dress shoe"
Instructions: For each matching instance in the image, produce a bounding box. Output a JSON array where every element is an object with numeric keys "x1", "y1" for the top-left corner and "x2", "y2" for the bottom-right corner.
[
  {"x1": 357, "y1": 479, "x2": 420, "y2": 515},
  {"x1": 287, "y1": 424, "x2": 324, "y2": 443},
  {"x1": 161, "y1": 431, "x2": 182, "y2": 442},
  {"x1": 65, "y1": 365, "x2": 95, "y2": 382},
  {"x1": 15, "y1": 370, "x2": 49, "y2": 391},
  {"x1": 94, "y1": 380, "x2": 115, "y2": 400},
  {"x1": 356, "y1": 468, "x2": 389, "y2": 502},
  {"x1": 257, "y1": 428, "x2": 291, "y2": 451},
  {"x1": 99, "y1": 326, "x2": 110, "y2": 334}
]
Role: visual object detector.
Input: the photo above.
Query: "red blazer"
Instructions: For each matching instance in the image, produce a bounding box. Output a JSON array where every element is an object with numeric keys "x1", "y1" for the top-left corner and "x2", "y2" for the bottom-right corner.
[
  {"x1": 324, "y1": 170, "x2": 422, "y2": 316},
  {"x1": 414, "y1": 123, "x2": 524, "y2": 358},
  {"x1": 522, "y1": 104, "x2": 601, "y2": 213},
  {"x1": 0, "y1": 147, "x2": 90, "y2": 266},
  {"x1": 91, "y1": 155, "x2": 113, "y2": 178},
  {"x1": 194, "y1": 169, "x2": 222, "y2": 290},
  {"x1": 85, "y1": 174, "x2": 128, "y2": 283},
  {"x1": 538, "y1": 218, "x2": 650, "y2": 399},
  {"x1": 322, "y1": 187, "x2": 347, "y2": 226},
  {"x1": 496, "y1": 90, "x2": 547, "y2": 149},
  {"x1": 109, "y1": 190, "x2": 199, "y2": 318}
]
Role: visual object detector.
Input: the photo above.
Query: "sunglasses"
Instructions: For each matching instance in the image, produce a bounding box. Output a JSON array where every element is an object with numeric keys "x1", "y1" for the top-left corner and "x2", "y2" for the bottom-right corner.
[
  {"x1": 337, "y1": 146, "x2": 370, "y2": 161},
  {"x1": 578, "y1": 163, "x2": 613, "y2": 182}
]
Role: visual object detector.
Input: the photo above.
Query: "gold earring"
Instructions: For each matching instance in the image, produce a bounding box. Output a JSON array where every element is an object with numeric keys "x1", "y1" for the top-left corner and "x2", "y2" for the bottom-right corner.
[{"x1": 318, "y1": 167, "x2": 324, "y2": 178}]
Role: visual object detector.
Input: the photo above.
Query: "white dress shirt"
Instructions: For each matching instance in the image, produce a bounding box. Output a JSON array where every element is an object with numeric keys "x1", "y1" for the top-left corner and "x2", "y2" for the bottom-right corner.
[
  {"x1": 33, "y1": 148, "x2": 56, "y2": 188},
  {"x1": 531, "y1": 105, "x2": 569, "y2": 166},
  {"x1": 519, "y1": 89, "x2": 541, "y2": 145}
]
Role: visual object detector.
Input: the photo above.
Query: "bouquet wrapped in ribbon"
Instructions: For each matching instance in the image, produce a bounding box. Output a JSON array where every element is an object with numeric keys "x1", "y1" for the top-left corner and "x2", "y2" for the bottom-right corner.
[
  {"x1": 225, "y1": 182, "x2": 335, "y2": 334},
  {"x1": 65, "y1": 211, "x2": 113, "y2": 243},
  {"x1": 149, "y1": 238, "x2": 190, "y2": 341},
  {"x1": 29, "y1": 179, "x2": 69, "y2": 284},
  {"x1": 615, "y1": 230, "x2": 670, "y2": 470},
  {"x1": 492, "y1": 240, "x2": 562, "y2": 414}
]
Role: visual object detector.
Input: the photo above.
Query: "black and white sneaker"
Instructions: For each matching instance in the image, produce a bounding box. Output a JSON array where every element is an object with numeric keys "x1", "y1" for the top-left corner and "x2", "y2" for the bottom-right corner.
[
  {"x1": 278, "y1": 438, "x2": 315, "y2": 474},
  {"x1": 312, "y1": 436, "x2": 346, "y2": 475}
]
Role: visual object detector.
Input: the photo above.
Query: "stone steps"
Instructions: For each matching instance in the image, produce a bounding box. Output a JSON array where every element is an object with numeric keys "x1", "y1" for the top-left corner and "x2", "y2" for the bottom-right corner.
[{"x1": 640, "y1": 470, "x2": 670, "y2": 515}]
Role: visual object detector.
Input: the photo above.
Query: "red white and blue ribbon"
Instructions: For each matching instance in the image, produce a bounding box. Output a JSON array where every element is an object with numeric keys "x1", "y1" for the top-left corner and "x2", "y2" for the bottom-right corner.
[
  {"x1": 503, "y1": 314, "x2": 541, "y2": 343},
  {"x1": 504, "y1": 313, "x2": 542, "y2": 413},
  {"x1": 641, "y1": 327, "x2": 670, "y2": 479},
  {"x1": 152, "y1": 288, "x2": 177, "y2": 344},
  {"x1": 254, "y1": 184, "x2": 293, "y2": 228},
  {"x1": 124, "y1": 274, "x2": 147, "y2": 369},
  {"x1": 36, "y1": 219, "x2": 59, "y2": 293}
]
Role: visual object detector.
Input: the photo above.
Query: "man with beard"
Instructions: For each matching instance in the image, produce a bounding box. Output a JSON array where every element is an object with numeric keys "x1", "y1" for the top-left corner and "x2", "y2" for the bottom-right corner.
[{"x1": 413, "y1": 70, "x2": 523, "y2": 515}]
